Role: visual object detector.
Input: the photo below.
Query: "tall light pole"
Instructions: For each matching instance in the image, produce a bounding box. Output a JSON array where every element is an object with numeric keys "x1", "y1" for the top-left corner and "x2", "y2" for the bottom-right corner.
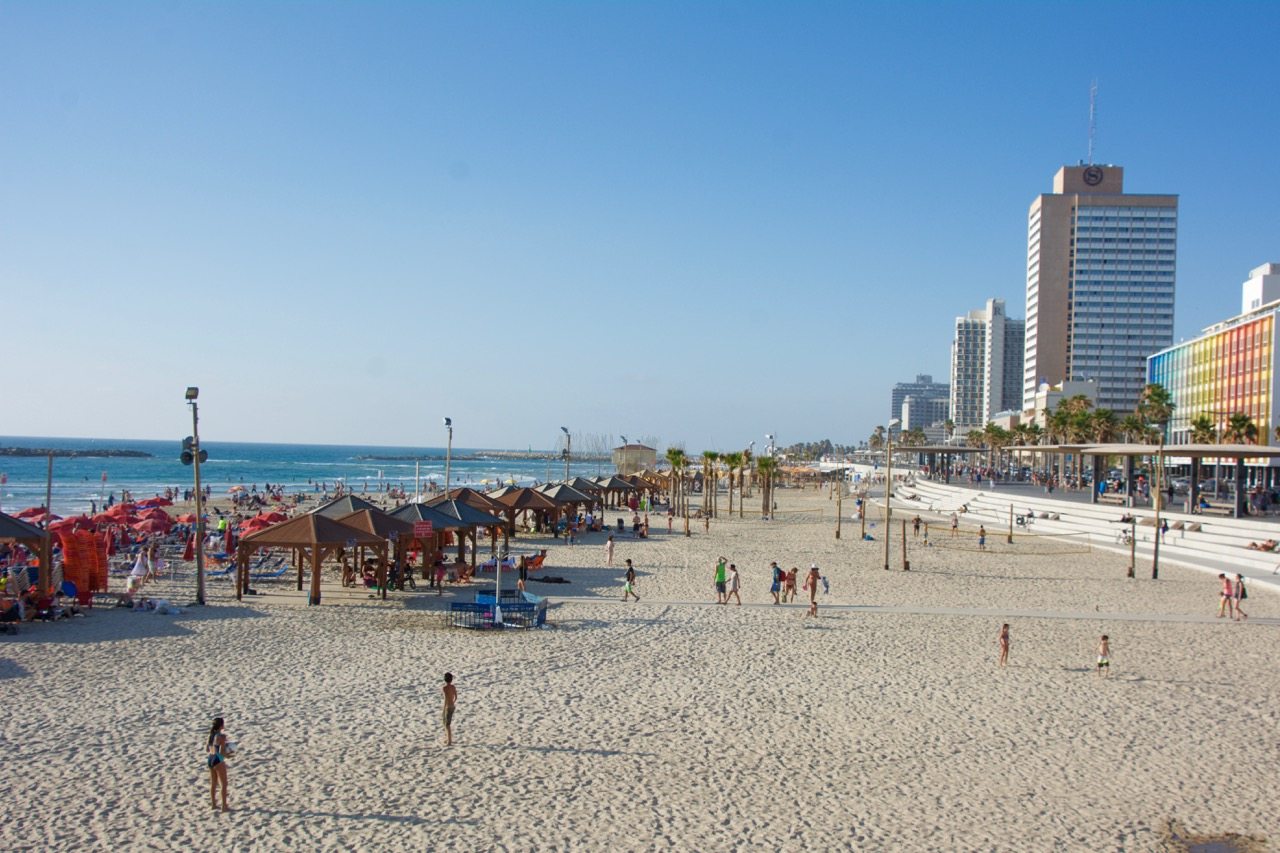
[
  {"x1": 443, "y1": 417, "x2": 453, "y2": 496},
  {"x1": 883, "y1": 418, "x2": 900, "y2": 570},
  {"x1": 561, "y1": 426, "x2": 571, "y2": 480},
  {"x1": 183, "y1": 387, "x2": 207, "y2": 605},
  {"x1": 1152, "y1": 422, "x2": 1166, "y2": 580}
]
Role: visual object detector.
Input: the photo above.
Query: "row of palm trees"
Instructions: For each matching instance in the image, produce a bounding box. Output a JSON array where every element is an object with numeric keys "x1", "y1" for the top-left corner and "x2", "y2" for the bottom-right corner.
[{"x1": 663, "y1": 446, "x2": 780, "y2": 519}]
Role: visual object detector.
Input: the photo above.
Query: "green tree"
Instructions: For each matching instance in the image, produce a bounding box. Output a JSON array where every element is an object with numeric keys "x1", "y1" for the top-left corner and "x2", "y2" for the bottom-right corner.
[
  {"x1": 1190, "y1": 414, "x2": 1217, "y2": 444},
  {"x1": 721, "y1": 452, "x2": 743, "y2": 516},
  {"x1": 756, "y1": 455, "x2": 778, "y2": 518},
  {"x1": 665, "y1": 447, "x2": 686, "y2": 515}
]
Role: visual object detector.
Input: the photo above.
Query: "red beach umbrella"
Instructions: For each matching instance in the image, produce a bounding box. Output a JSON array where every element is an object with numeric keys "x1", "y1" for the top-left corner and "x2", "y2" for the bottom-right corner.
[
  {"x1": 105, "y1": 503, "x2": 135, "y2": 518},
  {"x1": 257, "y1": 511, "x2": 287, "y2": 523},
  {"x1": 132, "y1": 518, "x2": 171, "y2": 535},
  {"x1": 139, "y1": 507, "x2": 171, "y2": 522},
  {"x1": 23, "y1": 510, "x2": 61, "y2": 523},
  {"x1": 15, "y1": 506, "x2": 47, "y2": 519},
  {"x1": 175, "y1": 513, "x2": 197, "y2": 523}
]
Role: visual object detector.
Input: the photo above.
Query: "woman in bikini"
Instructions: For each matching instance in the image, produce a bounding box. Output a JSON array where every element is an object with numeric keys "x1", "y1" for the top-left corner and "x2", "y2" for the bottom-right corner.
[{"x1": 206, "y1": 716, "x2": 231, "y2": 812}]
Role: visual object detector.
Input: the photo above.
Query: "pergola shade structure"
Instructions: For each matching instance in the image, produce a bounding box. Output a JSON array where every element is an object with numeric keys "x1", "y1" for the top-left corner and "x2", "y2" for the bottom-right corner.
[
  {"x1": 336, "y1": 509, "x2": 415, "y2": 591},
  {"x1": 391, "y1": 502, "x2": 477, "y2": 576},
  {"x1": 417, "y1": 498, "x2": 508, "y2": 568},
  {"x1": 235, "y1": 513, "x2": 386, "y2": 605},
  {"x1": 487, "y1": 487, "x2": 559, "y2": 535}
]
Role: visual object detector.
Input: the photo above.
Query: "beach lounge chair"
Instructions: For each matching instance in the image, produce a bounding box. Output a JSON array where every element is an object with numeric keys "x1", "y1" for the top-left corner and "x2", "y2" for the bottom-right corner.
[{"x1": 249, "y1": 557, "x2": 289, "y2": 580}]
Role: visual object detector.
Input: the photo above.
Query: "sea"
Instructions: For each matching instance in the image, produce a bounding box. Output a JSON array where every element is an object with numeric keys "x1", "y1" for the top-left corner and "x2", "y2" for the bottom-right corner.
[{"x1": 0, "y1": 436, "x2": 613, "y2": 516}]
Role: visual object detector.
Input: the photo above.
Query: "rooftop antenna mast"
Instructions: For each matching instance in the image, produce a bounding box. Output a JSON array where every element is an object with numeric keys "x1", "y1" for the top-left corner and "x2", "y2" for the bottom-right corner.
[{"x1": 1087, "y1": 79, "x2": 1098, "y2": 164}]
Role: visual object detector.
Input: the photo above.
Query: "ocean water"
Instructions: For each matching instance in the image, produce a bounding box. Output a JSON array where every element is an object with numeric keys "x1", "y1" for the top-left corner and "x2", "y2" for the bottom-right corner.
[{"x1": 0, "y1": 436, "x2": 613, "y2": 515}]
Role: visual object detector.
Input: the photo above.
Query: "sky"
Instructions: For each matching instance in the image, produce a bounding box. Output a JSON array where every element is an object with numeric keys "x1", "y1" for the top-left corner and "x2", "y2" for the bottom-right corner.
[{"x1": 3, "y1": 1, "x2": 1278, "y2": 452}]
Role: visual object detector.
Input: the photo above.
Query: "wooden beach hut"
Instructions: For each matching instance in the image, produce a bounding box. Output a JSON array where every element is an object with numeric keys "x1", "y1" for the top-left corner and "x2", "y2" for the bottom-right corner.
[{"x1": 235, "y1": 514, "x2": 385, "y2": 605}]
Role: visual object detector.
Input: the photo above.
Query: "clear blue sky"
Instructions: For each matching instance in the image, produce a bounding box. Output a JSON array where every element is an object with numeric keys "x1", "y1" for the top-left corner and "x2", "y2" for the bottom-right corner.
[{"x1": 3, "y1": 1, "x2": 1277, "y2": 451}]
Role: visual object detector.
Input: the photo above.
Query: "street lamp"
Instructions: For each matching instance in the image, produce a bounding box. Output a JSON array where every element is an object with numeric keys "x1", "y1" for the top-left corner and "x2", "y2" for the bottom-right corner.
[
  {"x1": 443, "y1": 417, "x2": 453, "y2": 496},
  {"x1": 182, "y1": 387, "x2": 208, "y2": 605},
  {"x1": 560, "y1": 427, "x2": 571, "y2": 480}
]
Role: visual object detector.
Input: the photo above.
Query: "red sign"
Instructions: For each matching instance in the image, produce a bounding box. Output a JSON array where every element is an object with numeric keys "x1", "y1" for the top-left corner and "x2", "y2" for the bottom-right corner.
[{"x1": 413, "y1": 521, "x2": 433, "y2": 539}]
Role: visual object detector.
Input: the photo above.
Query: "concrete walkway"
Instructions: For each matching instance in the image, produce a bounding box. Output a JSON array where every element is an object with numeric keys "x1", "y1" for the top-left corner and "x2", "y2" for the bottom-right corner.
[{"x1": 545, "y1": 595, "x2": 1279, "y2": 626}]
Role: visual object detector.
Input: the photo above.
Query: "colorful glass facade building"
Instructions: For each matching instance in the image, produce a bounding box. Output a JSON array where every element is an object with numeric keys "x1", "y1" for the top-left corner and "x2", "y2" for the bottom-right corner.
[{"x1": 1148, "y1": 264, "x2": 1280, "y2": 456}]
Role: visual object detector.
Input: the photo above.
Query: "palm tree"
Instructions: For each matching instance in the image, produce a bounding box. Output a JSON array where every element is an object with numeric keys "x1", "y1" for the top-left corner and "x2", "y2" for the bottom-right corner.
[
  {"x1": 701, "y1": 450, "x2": 718, "y2": 517},
  {"x1": 721, "y1": 452, "x2": 742, "y2": 516},
  {"x1": 869, "y1": 426, "x2": 886, "y2": 452},
  {"x1": 1223, "y1": 412, "x2": 1259, "y2": 445},
  {"x1": 757, "y1": 455, "x2": 778, "y2": 518},
  {"x1": 665, "y1": 447, "x2": 686, "y2": 515},
  {"x1": 739, "y1": 448, "x2": 752, "y2": 517},
  {"x1": 1135, "y1": 383, "x2": 1175, "y2": 429},
  {"x1": 1119, "y1": 414, "x2": 1146, "y2": 443},
  {"x1": 1190, "y1": 414, "x2": 1217, "y2": 445},
  {"x1": 943, "y1": 419, "x2": 956, "y2": 444},
  {"x1": 1088, "y1": 408, "x2": 1118, "y2": 443}
]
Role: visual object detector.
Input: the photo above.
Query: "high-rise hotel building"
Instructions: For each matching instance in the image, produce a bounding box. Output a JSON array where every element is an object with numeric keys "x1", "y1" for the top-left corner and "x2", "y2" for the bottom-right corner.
[{"x1": 1022, "y1": 165, "x2": 1178, "y2": 414}]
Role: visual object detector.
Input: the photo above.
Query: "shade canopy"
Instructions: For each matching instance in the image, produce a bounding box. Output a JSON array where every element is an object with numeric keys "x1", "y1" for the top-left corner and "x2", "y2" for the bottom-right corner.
[
  {"x1": 390, "y1": 503, "x2": 471, "y2": 531},
  {"x1": 435, "y1": 487, "x2": 507, "y2": 513},
  {"x1": 565, "y1": 476, "x2": 603, "y2": 494},
  {"x1": 487, "y1": 487, "x2": 558, "y2": 512},
  {"x1": 416, "y1": 499, "x2": 502, "y2": 528},
  {"x1": 0, "y1": 511, "x2": 51, "y2": 544},
  {"x1": 311, "y1": 495, "x2": 380, "y2": 519},
  {"x1": 240, "y1": 513, "x2": 384, "y2": 548},
  {"x1": 593, "y1": 475, "x2": 636, "y2": 491},
  {"x1": 336, "y1": 509, "x2": 415, "y2": 542},
  {"x1": 537, "y1": 483, "x2": 597, "y2": 505}
]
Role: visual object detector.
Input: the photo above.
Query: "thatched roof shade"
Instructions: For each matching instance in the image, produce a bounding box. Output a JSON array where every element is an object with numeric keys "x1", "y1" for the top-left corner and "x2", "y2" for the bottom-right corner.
[{"x1": 312, "y1": 495, "x2": 380, "y2": 519}]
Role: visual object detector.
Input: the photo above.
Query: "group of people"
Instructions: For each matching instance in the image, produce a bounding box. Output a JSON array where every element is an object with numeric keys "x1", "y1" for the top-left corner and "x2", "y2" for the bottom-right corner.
[
  {"x1": 1218, "y1": 572, "x2": 1249, "y2": 620},
  {"x1": 713, "y1": 557, "x2": 825, "y2": 616}
]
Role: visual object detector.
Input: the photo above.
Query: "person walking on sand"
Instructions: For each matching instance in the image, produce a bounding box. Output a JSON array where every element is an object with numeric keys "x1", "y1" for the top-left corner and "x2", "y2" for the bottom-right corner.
[
  {"x1": 442, "y1": 673, "x2": 457, "y2": 746},
  {"x1": 517, "y1": 556, "x2": 528, "y2": 594},
  {"x1": 785, "y1": 567, "x2": 799, "y2": 603},
  {"x1": 978, "y1": 525, "x2": 987, "y2": 551},
  {"x1": 912, "y1": 515, "x2": 921, "y2": 538},
  {"x1": 604, "y1": 535, "x2": 615, "y2": 567},
  {"x1": 997, "y1": 623, "x2": 1010, "y2": 667},
  {"x1": 1234, "y1": 573, "x2": 1248, "y2": 621},
  {"x1": 622, "y1": 560, "x2": 640, "y2": 602},
  {"x1": 950, "y1": 512, "x2": 959, "y2": 538},
  {"x1": 1217, "y1": 573, "x2": 1235, "y2": 619},
  {"x1": 726, "y1": 563, "x2": 741, "y2": 605},
  {"x1": 1096, "y1": 635, "x2": 1111, "y2": 677},
  {"x1": 714, "y1": 557, "x2": 728, "y2": 604},
  {"x1": 769, "y1": 561, "x2": 783, "y2": 605},
  {"x1": 205, "y1": 716, "x2": 231, "y2": 812},
  {"x1": 806, "y1": 564, "x2": 821, "y2": 617}
]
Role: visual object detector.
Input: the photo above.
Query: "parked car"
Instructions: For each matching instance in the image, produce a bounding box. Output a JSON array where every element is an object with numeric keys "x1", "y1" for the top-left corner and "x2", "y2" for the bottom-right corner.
[{"x1": 1169, "y1": 477, "x2": 1190, "y2": 495}]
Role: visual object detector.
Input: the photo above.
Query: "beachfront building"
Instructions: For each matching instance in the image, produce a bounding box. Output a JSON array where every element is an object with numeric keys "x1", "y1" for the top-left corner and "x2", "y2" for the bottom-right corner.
[
  {"x1": 901, "y1": 394, "x2": 950, "y2": 432},
  {"x1": 1147, "y1": 263, "x2": 1280, "y2": 467},
  {"x1": 890, "y1": 374, "x2": 949, "y2": 430},
  {"x1": 950, "y1": 298, "x2": 1025, "y2": 430},
  {"x1": 1022, "y1": 164, "x2": 1178, "y2": 415},
  {"x1": 1027, "y1": 379, "x2": 1099, "y2": 429},
  {"x1": 612, "y1": 443, "x2": 657, "y2": 476}
]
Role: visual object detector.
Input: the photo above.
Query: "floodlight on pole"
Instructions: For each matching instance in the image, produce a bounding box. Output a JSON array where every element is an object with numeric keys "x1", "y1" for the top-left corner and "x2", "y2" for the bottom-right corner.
[
  {"x1": 443, "y1": 417, "x2": 453, "y2": 495},
  {"x1": 183, "y1": 387, "x2": 206, "y2": 605},
  {"x1": 560, "y1": 426, "x2": 571, "y2": 480}
]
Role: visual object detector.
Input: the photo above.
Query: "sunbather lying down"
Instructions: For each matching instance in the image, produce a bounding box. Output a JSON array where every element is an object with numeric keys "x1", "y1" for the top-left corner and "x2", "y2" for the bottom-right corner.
[{"x1": 1245, "y1": 539, "x2": 1278, "y2": 551}]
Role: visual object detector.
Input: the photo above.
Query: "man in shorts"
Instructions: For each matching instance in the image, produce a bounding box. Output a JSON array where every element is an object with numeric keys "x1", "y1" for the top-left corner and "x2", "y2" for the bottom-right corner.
[
  {"x1": 622, "y1": 559, "x2": 640, "y2": 602},
  {"x1": 714, "y1": 557, "x2": 727, "y2": 604}
]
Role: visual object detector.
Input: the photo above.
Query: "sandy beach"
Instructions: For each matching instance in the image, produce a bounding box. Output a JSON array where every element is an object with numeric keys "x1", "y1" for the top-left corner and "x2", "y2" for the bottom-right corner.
[{"x1": 2, "y1": 487, "x2": 1277, "y2": 851}]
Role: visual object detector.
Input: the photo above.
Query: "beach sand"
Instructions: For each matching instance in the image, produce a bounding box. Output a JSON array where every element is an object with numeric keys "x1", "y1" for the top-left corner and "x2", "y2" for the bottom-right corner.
[{"x1": 2, "y1": 488, "x2": 1276, "y2": 851}]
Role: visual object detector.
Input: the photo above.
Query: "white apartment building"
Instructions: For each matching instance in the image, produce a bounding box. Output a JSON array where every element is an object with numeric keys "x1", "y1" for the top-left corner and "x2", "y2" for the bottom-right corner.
[{"x1": 950, "y1": 298, "x2": 1025, "y2": 430}]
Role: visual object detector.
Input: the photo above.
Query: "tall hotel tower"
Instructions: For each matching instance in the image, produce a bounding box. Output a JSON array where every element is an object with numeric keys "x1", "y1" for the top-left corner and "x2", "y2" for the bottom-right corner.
[{"x1": 1021, "y1": 165, "x2": 1177, "y2": 414}]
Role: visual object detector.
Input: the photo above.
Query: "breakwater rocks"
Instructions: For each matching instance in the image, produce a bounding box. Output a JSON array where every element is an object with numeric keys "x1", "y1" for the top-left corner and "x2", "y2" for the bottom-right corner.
[{"x1": 0, "y1": 447, "x2": 154, "y2": 459}]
